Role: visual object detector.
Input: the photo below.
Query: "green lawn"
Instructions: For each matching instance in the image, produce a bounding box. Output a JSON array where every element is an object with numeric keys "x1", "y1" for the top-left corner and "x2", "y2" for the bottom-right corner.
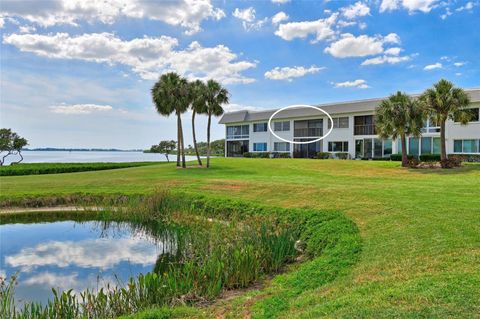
[{"x1": 1, "y1": 158, "x2": 479, "y2": 318}]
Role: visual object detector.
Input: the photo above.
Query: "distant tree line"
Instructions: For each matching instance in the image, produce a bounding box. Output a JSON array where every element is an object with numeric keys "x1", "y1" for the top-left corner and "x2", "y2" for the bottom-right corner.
[{"x1": 151, "y1": 72, "x2": 229, "y2": 169}]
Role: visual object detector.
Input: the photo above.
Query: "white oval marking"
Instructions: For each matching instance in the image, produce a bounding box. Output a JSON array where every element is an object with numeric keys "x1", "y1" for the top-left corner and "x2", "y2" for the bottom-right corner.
[{"x1": 267, "y1": 104, "x2": 334, "y2": 145}]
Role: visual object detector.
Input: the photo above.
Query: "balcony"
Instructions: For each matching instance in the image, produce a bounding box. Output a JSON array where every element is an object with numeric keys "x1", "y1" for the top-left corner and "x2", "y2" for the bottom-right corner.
[{"x1": 354, "y1": 124, "x2": 376, "y2": 135}]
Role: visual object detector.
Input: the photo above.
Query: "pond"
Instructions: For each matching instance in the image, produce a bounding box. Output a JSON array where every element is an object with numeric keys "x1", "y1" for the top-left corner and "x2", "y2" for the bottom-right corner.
[{"x1": 0, "y1": 219, "x2": 182, "y2": 305}]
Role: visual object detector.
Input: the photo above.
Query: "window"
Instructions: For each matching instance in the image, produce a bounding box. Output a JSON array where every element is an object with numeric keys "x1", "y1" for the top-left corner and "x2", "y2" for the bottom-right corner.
[
  {"x1": 355, "y1": 138, "x2": 391, "y2": 158},
  {"x1": 274, "y1": 142, "x2": 290, "y2": 152},
  {"x1": 328, "y1": 141, "x2": 348, "y2": 152},
  {"x1": 328, "y1": 117, "x2": 349, "y2": 129},
  {"x1": 454, "y1": 139, "x2": 480, "y2": 153},
  {"x1": 383, "y1": 139, "x2": 392, "y2": 156},
  {"x1": 422, "y1": 117, "x2": 440, "y2": 133},
  {"x1": 408, "y1": 138, "x2": 419, "y2": 155},
  {"x1": 454, "y1": 108, "x2": 479, "y2": 123},
  {"x1": 253, "y1": 143, "x2": 267, "y2": 152},
  {"x1": 226, "y1": 125, "x2": 249, "y2": 139},
  {"x1": 274, "y1": 121, "x2": 290, "y2": 132},
  {"x1": 253, "y1": 123, "x2": 268, "y2": 132},
  {"x1": 421, "y1": 137, "x2": 432, "y2": 155},
  {"x1": 294, "y1": 119, "x2": 322, "y2": 137},
  {"x1": 354, "y1": 115, "x2": 376, "y2": 135}
]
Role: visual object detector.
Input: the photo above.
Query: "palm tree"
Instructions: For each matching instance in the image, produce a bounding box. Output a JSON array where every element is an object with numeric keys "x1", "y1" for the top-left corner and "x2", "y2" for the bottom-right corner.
[
  {"x1": 151, "y1": 72, "x2": 191, "y2": 168},
  {"x1": 419, "y1": 79, "x2": 471, "y2": 162},
  {"x1": 190, "y1": 80, "x2": 207, "y2": 166},
  {"x1": 204, "y1": 80, "x2": 229, "y2": 168},
  {"x1": 375, "y1": 91, "x2": 425, "y2": 167}
]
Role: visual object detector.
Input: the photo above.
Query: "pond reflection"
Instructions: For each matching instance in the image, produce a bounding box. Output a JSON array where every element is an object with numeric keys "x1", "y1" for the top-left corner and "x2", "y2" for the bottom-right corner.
[{"x1": 0, "y1": 219, "x2": 182, "y2": 305}]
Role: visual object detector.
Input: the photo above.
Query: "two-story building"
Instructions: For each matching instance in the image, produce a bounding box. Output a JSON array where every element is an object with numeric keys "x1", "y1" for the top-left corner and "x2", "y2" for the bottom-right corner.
[{"x1": 219, "y1": 89, "x2": 480, "y2": 159}]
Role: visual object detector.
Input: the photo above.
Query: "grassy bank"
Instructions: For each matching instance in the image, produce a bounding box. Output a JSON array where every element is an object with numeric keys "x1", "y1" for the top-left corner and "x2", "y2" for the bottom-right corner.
[
  {"x1": 0, "y1": 162, "x2": 165, "y2": 176},
  {"x1": 1, "y1": 192, "x2": 360, "y2": 319},
  {"x1": 1, "y1": 158, "x2": 479, "y2": 318}
]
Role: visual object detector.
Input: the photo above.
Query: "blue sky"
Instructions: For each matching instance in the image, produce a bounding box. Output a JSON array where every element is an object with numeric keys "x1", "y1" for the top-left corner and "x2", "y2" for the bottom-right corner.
[{"x1": 1, "y1": 0, "x2": 479, "y2": 149}]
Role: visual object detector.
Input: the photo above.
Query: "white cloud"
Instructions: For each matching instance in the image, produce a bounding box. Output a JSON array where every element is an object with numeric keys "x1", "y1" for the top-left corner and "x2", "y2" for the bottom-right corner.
[
  {"x1": 333, "y1": 79, "x2": 370, "y2": 89},
  {"x1": 274, "y1": 13, "x2": 338, "y2": 43},
  {"x1": 49, "y1": 103, "x2": 113, "y2": 114},
  {"x1": 5, "y1": 237, "x2": 164, "y2": 271},
  {"x1": 454, "y1": 61, "x2": 466, "y2": 67},
  {"x1": 232, "y1": 7, "x2": 268, "y2": 31},
  {"x1": 423, "y1": 62, "x2": 442, "y2": 70},
  {"x1": 361, "y1": 55, "x2": 410, "y2": 65},
  {"x1": 223, "y1": 103, "x2": 262, "y2": 112},
  {"x1": 341, "y1": 2, "x2": 371, "y2": 19},
  {"x1": 3, "y1": 32, "x2": 256, "y2": 84},
  {"x1": 233, "y1": 7, "x2": 255, "y2": 22},
  {"x1": 383, "y1": 33, "x2": 401, "y2": 44},
  {"x1": 380, "y1": 0, "x2": 399, "y2": 12},
  {"x1": 0, "y1": 17, "x2": 4, "y2": 28},
  {"x1": 379, "y1": 0, "x2": 439, "y2": 13},
  {"x1": 272, "y1": 11, "x2": 289, "y2": 24},
  {"x1": 0, "y1": 0, "x2": 225, "y2": 35},
  {"x1": 455, "y1": 72, "x2": 462, "y2": 76},
  {"x1": 440, "y1": 7, "x2": 452, "y2": 19},
  {"x1": 272, "y1": 0, "x2": 291, "y2": 3},
  {"x1": 18, "y1": 25, "x2": 36, "y2": 33},
  {"x1": 384, "y1": 47, "x2": 402, "y2": 55},
  {"x1": 456, "y1": 2, "x2": 474, "y2": 11},
  {"x1": 324, "y1": 33, "x2": 400, "y2": 58},
  {"x1": 264, "y1": 65, "x2": 324, "y2": 81}
]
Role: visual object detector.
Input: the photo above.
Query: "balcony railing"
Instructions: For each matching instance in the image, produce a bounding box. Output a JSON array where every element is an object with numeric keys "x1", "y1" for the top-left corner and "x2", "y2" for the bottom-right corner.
[
  {"x1": 354, "y1": 124, "x2": 376, "y2": 135},
  {"x1": 226, "y1": 134, "x2": 249, "y2": 140},
  {"x1": 294, "y1": 128, "x2": 322, "y2": 137}
]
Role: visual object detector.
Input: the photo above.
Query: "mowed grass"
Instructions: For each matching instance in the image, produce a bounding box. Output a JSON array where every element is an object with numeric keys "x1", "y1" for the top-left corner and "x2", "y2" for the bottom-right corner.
[{"x1": 1, "y1": 158, "x2": 480, "y2": 318}]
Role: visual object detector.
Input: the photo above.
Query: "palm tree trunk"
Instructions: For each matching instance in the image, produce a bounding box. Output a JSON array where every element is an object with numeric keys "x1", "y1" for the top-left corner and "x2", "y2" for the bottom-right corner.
[
  {"x1": 401, "y1": 134, "x2": 408, "y2": 167},
  {"x1": 440, "y1": 120, "x2": 447, "y2": 161},
  {"x1": 206, "y1": 112, "x2": 212, "y2": 168},
  {"x1": 178, "y1": 114, "x2": 186, "y2": 168},
  {"x1": 192, "y1": 110, "x2": 203, "y2": 166},
  {"x1": 176, "y1": 115, "x2": 181, "y2": 167}
]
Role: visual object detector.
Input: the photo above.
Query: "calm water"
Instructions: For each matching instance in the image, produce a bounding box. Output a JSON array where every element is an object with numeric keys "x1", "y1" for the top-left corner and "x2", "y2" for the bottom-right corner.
[
  {"x1": 0, "y1": 220, "x2": 180, "y2": 305},
  {"x1": 4, "y1": 151, "x2": 198, "y2": 164}
]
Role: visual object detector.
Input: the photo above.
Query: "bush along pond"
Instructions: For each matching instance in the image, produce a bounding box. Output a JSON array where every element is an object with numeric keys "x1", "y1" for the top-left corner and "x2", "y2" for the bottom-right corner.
[{"x1": 0, "y1": 191, "x2": 361, "y2": 318}]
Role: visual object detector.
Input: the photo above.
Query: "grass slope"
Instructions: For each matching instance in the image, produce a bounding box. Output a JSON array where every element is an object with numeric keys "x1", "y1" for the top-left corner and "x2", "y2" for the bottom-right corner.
[{"x1": 1, "y1": 158, "x2": 480, "y2": 318}]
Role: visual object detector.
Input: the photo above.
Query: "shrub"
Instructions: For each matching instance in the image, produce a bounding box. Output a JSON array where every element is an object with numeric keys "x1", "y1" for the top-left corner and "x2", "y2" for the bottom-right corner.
[
  {"x1": 271, "y1": 152, "x2": 291, "y2": 158},
  {"x1": 334, "y1": 152, "x2": 349, "y2": 160},
  {"x1": 243, "y1": 152, "x2": 270, "y2": 158},
  {"x1": 440, "y1": 157, "x2": 462, "y2": 168},
  {"x1": 0, "y1": 162, "x2": 161, "y2": 176},
  {"x1": 390, "y1": 154, "x2": 415, "y2": 161},
  {"x1": 419, "y1": 154, "x2": 441, "y2": 162},
  {"x1": 448, "y1": 154, "x2": 480, "y2": 162},
  {"x1": 316, "y1": 152, "x2": 331, "y2": 159}
]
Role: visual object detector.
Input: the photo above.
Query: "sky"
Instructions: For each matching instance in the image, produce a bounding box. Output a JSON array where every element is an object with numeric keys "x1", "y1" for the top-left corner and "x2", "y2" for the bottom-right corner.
[{"x1": 0, "y1": 0, "x2": 479, "y2": 149}]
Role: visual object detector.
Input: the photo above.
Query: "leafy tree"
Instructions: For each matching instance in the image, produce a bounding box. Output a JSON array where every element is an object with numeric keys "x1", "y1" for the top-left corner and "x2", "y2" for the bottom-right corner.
[
  {"x1": 190, "y1": 80, "x2": 208, "y2": 166},
  {"x1": 150, "y1": 140, "x2": 176, "y2": 162},
  {"x1": 419, "y1": 79, "x2": 471, "y2": 162},
  {"x1": 204, "y1": 80, "x2": 229, "y2": 168},
  {"x1": 375, "y1": 92, "x2": 425, "y2": 167},
  {"x1": 151, "y1": 72, "x2": 191, "y2": 168},
  {"x1": 0, "y1": 128, "x2": 28, "y2": 165}
]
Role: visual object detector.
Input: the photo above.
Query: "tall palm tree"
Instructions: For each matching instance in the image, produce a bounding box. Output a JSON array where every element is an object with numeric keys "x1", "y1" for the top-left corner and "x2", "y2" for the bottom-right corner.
[
  {"x1": 204, "y1": 80, "x2": 229, "y2": 168},
  {"x1": 419, "y1": 79, "x2": 471, "y2": 161},
  {"x1": 190, "y1": 80, "x2": 207, "y2": 166},
  {"x1": 151, "y1": 72, "x2": 191, "y2": 168},
  {"x1": 375, "y1": 91, "x2": 425, "y2": 167}
]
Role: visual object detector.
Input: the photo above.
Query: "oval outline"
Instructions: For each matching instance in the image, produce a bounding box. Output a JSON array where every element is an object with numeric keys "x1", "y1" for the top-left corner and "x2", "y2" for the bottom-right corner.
[{"x1": 267, "y1": 104, "x2": 334, "y2": 145}]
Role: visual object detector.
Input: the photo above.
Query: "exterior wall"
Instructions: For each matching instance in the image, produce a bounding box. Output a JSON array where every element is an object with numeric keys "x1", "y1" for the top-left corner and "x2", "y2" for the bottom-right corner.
[{"x1": 224, "y1": 102, "x2": 480, "y2": 158}]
